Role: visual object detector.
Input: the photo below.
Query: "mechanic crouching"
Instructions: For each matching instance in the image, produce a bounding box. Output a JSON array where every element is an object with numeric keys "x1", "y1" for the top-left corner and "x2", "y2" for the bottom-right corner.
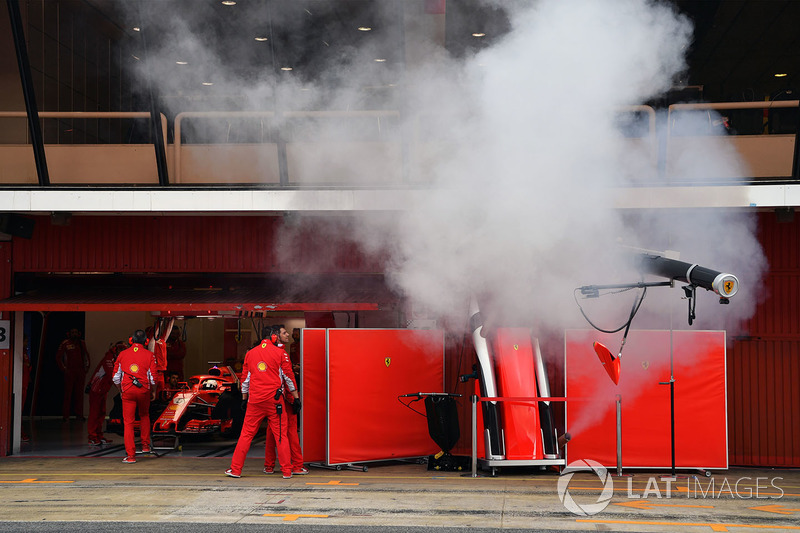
[
  {"x1": 112, "y1": 330, "x2": 157, "y2": 464},
  {"x1": 226, "y1": 327, "x2": 299, "y2": 479}
]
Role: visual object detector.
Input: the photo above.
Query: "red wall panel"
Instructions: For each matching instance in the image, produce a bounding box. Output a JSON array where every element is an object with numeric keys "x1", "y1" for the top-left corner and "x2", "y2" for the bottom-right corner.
[
  {"x1": 327, "y1": 329, "x2": 443, "y2": 464},
  {"x1": 0, "y1": 242, "x2": 11, "y2": 455},
  {"x1": 728, "y1": 339, "x2": 800, "y2": 467},
  {"x1": 566, "y1": 329, "x2": 728, "y2": 469},
  {"x1": 726, "y1": 212, "x2": 800, "y2": 466},
  {"x1": 12, "y1": 215, "x2": 384, "y2": 274},
  {"x1": 300, "y1": 329, "x2": 327, "y2": 463}
]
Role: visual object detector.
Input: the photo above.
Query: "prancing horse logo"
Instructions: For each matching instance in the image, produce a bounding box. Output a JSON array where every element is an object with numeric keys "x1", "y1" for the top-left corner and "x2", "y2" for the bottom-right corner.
[{"x1": 385, "y1": 357, "x2": 391, "y2": 367}]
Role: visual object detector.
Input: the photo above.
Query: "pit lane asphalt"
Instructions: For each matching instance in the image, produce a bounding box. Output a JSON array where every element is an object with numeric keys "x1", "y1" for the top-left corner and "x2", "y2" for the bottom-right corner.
[{"x1": 0, "y1": 457, "x2": 798, "y2": 532}]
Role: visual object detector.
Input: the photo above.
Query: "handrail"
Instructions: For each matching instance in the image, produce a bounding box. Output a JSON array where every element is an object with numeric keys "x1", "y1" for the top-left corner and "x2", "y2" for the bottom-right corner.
[
  {"x1": 282, "y1": 110, "x2": 401, "y2": 118},
  {"x1": 619, "y1": 105, "x2": 657, "y2": 139},
  {"x1": 0, "y1": 111, "x2": 169, "y2": 147},
  {"x1": 174, "y1": 111, "x2": 277, "y2": 184},
  {"x1": 669, "y1": 100, "x2": 799, "y2": 111},
  {"x1": 173, "y1": 110, "x2": 400, "y2": 183},
  {"x1": 667, "y1": 101, "x2": 799, "y2": 136}
]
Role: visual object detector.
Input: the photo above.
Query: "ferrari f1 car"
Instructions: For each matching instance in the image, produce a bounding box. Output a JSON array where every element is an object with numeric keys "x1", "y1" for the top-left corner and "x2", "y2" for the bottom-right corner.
[{"x1": 107, "y1": 365, "x2": 245, "y2": 440}]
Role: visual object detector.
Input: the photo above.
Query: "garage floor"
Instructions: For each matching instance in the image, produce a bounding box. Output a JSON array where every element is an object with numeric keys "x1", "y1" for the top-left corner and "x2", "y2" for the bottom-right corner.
[{"x1": 17, "y1": 417, "x2": 264, "y2": 459}]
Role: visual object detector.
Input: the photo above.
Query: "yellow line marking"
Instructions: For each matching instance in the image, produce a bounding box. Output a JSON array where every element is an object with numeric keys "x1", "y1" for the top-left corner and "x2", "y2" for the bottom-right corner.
[
  {"x1": 0, "y1": 478, "x2": 74, "y2": 484},
  {"x1": 578, "y1": 519, "x2": 800, "y2": 531},
  {"x1": 614, "y1": 499, "x2": 714, "y2": 510},
  {"x1": 749, "y1": 504, "x2": 800, "y2": 515},
  {"x1": 262, "y1": 513, "x2": 329, "y2": 521},
  {"x1": 306, "y1": 480, "x2": 359, "y2": 486}
]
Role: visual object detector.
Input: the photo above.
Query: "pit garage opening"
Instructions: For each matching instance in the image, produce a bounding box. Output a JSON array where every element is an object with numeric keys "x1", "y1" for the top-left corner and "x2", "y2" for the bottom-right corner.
[{"x1": 0, "y1": 275, "x2": 405, "y2": 458}]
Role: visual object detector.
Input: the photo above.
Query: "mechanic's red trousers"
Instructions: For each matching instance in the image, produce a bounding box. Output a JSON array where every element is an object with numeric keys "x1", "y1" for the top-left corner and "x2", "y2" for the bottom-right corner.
[
  {"x1": 62, "y1": 371, "x2": 85, "y2": 419},
  {"x1": 264, "y1": 407, "x2": 302, "y2": 471},
  {"x1": 122, "y1": 388, "x2": 151, "y2": 458},
  {"x1": 87, "y1": 390, "x2": 108, "y2": 442},
  {"x1": 230, "y1": 399, "x2": 290, "y2": 476}
]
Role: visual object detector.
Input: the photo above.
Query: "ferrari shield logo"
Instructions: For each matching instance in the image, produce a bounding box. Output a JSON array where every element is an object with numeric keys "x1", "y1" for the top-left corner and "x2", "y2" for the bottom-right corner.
[
  {"x1": 641, "y1": 361, "x2": 650, "y2": 370},
  {"x1": 385, "y1": 357, "x2": 391, "y2": 367},
  {"x1": 724, "y1": 280, "x2": 734, "y2": 295},
  {"x1": 513, "y1": 344, "x2": 519, "y2": 350}
]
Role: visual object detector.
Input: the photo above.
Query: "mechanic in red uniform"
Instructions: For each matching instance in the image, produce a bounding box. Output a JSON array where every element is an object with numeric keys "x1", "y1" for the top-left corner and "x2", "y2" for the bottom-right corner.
[
  {"x1": 112, "y1": 330, "x2": 157, "y2": 464},
  {"x1": 87, "y1": 340, "x2": 125, "y2": 445},
  {"x1": 165, "y1": 325, "x2": 187, "y2": 381},
  {"x1": 226, "y1": 327, "x2": 299, "y2": 479},
  {"x1": 55, "y1": 329, "x2": 90, "y2": 421},
  {"x1": 148, "y1": 318, "x2": 174, "y2": 399},
  {"x1": 263, "y1": 325, "x2": 306, "y2": 475}
]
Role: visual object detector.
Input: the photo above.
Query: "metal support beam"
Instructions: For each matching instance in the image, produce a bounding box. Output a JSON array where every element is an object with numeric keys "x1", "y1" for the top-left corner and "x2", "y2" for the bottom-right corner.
[
  {"x1": 137, "y1": 1, "x2": 170, "y2": 186},
  {"x1": 7, "y1": 0, "x2": 49, "y2": 186},
  {"x1": 792, "y1": 101, "x2": 800, "y2": 180}
]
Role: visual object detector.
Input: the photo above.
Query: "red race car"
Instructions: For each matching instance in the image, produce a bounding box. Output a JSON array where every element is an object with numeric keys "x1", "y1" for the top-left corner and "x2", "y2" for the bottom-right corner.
[{"x1": 107, "y1": 365, "x2": 245, "y2": 442}]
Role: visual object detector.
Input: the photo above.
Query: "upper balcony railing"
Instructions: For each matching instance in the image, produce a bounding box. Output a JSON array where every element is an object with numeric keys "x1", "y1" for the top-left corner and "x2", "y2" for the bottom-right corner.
[
  {"x1": 0, "y1": 102, "x2": 796, "y2": 186},
  {"x1": 0, "y1": 112, "x2": 168, "y2": 185}
]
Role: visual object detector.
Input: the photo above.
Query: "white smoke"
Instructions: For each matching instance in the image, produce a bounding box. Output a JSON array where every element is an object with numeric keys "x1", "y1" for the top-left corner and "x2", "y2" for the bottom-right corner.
[
  {"x1": 127, "y1": 0, "x2": 766, "y2": 335},
  {"x1": 350, "y1": 0, "x2": 766, "y2": 334}
]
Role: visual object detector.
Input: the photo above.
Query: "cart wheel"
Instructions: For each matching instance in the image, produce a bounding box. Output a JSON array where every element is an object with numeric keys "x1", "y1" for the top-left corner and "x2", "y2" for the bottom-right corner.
[
  {"x1": 335, "y1": 465, "x2": 342, "y2": 471},
  {"x1": 704, "y1": 470, "x2": 712, "y2": 477},
  {"x1": 362, "y1": 466, "x2": 368, "y2": 472},
  {"x1": 491, "y1": 467, "x2": 498, "y2": 477}
]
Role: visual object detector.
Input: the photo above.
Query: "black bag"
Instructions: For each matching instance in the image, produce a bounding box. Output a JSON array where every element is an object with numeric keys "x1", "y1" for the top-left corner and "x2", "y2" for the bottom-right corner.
[{"x1": 424, "y1": 395, "x2": 460, "y2": 453}]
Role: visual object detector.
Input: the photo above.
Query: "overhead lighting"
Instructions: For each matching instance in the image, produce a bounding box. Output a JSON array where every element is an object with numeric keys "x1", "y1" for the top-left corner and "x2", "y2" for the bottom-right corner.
[
  {"x1": 176, "y1": 61, "x2": 188, "y2": 65},
  {"x1": 374, "y1": 58, "x2": 387, "y2": 62},
  {"x1": 221, "y1": 0, "x2": 236, "y2": 5},
  {"x1": 472, "y1": 32, "x2": 486, "y2": 37},
  {"x1": 774, "y1": 73, "x2": 788, "y2": 78},
  {"x1": 254, "y1": 36, "x2": 268, "y2": 42},
  {"x1": 358, "y1": 26, "x2": 372, "y2": 31},
  {"x1": 202, "y1": 82, "x2": 214, "y2": 86},
  {"x1": 281, "y1": 67, "x2": 293, "y2": 71},
  {"x1": 131, "y1": 55, "x2": 140, "y2": 61},
  {"x1": 132, "y1": 27, "x2": 141, "y2": 32}
]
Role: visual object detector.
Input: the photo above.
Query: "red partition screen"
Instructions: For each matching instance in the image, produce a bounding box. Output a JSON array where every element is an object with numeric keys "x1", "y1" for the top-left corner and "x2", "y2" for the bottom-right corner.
[
  {"x1": 565, "y1": 329, "x2": 727, "y2": 469},
  {"x1": 327, "y1": 329, "x2": 444, "y2": 465},
  {"x1": 300, "y1": 329, "x2": 327, "y2": 463}
]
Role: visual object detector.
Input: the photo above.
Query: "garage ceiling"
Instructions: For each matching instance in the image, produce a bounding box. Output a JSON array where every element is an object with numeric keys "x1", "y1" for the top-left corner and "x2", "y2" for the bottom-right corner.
[{"x1": 74, "y1": 0, "x2": 797, "y2": 105}]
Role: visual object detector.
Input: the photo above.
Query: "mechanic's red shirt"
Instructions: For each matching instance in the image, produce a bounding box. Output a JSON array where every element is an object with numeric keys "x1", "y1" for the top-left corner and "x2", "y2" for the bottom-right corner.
[
  {"x1": 153, "y1": 337, "x2": 168, "y2": 371},
  {"x1": 112, "y1": 343, "x2": 156, "y2": 394},
  {"x1": 88, "y1": 347, "x2": 117, "y2": 395},
  {"x1": 277, "y1": 343, "x2": 298, "y2": 389},
  {"x1": 241, "y1": 340, "x2": 296, "y2": 403}
]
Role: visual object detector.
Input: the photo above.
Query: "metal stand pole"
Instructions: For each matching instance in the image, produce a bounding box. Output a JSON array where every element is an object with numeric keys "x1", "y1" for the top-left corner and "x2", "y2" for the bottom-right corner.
[
  {"x1": 616, "y1": 394, "x2": 623, "y2": 476},
  {"x1": 660, "y1": 304, "x2": 682, "y2": 480},
  {"x1": 611, "y1": 394, "x2": 631, "y2": 477},
  {"x1": 670, "y1": 379, "x2": 676, "y2": 477},
  {"x1": 471, "y1": 394, "x2": 478, "y2": 478}
]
